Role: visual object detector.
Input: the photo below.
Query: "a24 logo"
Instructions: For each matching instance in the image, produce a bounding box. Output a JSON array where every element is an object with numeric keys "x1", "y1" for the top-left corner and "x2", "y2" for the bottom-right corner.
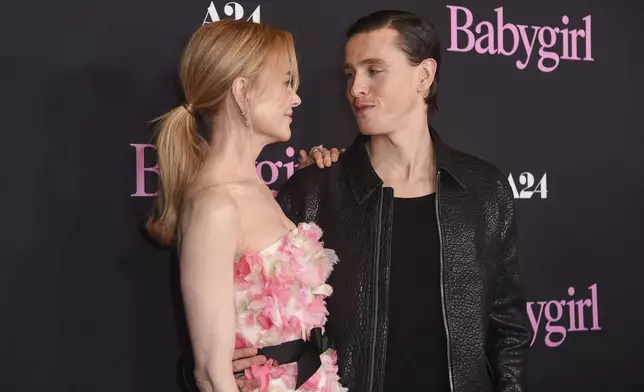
[
  {"x1": 508, "y1": 172, "x2": 547, "y2": 199},
  {"x1": 203, "y1": 1, "x2": 261, "y2": 24}
]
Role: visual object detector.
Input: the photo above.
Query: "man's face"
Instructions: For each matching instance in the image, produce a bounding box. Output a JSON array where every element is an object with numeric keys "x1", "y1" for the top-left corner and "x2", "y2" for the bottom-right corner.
[{"x1": 344, "y1": 28, "x2": 426, "y2": 135}]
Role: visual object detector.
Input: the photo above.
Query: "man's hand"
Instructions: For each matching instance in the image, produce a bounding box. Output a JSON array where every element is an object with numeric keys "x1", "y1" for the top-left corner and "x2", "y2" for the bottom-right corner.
[
  {"x1": 298, "y1": 146, "x2": 345, "y2": 169},
  {"x1": 232, "y1": 347, "x2": 266, "y2": 391}
]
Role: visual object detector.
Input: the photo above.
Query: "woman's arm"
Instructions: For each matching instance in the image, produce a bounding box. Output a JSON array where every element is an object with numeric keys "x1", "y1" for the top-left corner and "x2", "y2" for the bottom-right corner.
[{"x1": 179, "y1": 189, "x2": 241, "y2": 392}]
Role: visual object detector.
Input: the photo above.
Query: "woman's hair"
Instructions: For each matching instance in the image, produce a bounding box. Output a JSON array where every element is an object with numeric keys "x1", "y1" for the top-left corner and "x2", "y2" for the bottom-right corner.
[{"x1": 146, "y1": 20, "x2": 299, "y2": 246}]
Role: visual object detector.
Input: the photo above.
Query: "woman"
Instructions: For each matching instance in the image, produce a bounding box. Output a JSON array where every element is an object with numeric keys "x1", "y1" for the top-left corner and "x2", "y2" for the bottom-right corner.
[{"x1": 146, "y1": 20, "x2": 346, "y2": 392}]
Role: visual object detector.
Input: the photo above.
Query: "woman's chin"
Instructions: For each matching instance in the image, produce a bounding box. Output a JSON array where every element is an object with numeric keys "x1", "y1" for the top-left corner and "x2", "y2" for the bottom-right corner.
[{"x1": 278, "y1": 127, "x2": 292, "y2": 142}]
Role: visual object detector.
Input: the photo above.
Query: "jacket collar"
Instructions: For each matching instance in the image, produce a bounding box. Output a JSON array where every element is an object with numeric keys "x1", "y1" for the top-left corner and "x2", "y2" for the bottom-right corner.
[{"x1": 342, "y1": 127, "x2": 467, "y2": 204}]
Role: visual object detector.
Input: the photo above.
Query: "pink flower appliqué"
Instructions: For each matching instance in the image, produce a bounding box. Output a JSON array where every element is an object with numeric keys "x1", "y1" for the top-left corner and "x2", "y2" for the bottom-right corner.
[
  {"x1": 233, "y1": 222, "x2": 346, "y2": 391},
  {"x1": 300, "y1": 296, "x2": 329, "y2": 331},
  {"x1": 319, "y1": 350, "x2": 347, "y2": 392},
  {"x1": 280, "y1": 239, "x2": 306, "y2": 261},
  {"x1": 235, "y1": 333, "x2": 249, "y2": 349},
  {"x1": 300, "y1": 350, "x2": 346, "y2": 392},
  {"x1": 234, "y1": 257, "x2": 251, "y2": 283},
  {"x1": 236, "y1": 253, "x2": 265, "y2": 289},
  {"x1": 244, "y1": 360, "x2": 297, "y2": 392},
  {"x1": 264, "y1": 279, "x2": 296, "y2": 309},
  {"x1": 301, "y1": 223, "x2": 323, "y2": 241},
  {"x1": 244, "y1": 359, "x2": 273, "y2": 392},
  {"x1": 247, "y1": 294, "x2": 288, "y2": 333}
]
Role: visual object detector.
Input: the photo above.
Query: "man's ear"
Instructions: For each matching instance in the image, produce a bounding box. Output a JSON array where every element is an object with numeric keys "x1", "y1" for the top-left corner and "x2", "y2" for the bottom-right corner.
[{"x1": 418, "y1": 58, "x2": 437, "y2": 96}]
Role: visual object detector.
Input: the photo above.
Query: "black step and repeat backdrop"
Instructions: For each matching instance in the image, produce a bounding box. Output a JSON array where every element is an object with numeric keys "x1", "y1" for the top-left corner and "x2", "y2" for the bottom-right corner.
[{"x1": 2, "y1": 0, "x2": 643, "y2": 391}]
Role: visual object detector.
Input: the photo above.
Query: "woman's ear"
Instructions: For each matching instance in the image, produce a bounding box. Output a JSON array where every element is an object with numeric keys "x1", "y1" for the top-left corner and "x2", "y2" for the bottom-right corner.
[{"x1": 231, "y1": 76, "x2": 249, "y2": 114}]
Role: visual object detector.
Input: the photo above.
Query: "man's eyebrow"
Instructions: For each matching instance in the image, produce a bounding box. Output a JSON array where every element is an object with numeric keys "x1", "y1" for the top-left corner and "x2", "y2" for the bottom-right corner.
[{"x1": 344, "y1": 58, "x2": 388, "y2": 68}]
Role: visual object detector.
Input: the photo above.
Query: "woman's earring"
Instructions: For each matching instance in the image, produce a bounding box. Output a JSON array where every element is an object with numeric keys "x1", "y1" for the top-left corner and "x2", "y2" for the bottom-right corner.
[{"x1": 241, "y1": 111, "x2": 250, "y2": 127}]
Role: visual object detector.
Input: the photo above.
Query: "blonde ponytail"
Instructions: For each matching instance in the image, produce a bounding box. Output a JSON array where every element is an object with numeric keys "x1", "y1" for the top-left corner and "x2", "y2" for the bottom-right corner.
[{"x1": 146, "y1": 105, "x2": 206, "y2": 245}]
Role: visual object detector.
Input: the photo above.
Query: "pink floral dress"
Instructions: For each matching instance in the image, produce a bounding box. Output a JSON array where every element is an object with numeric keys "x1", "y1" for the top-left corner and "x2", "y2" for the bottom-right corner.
[{"x1": 234, "y1": 222, "x2": 348, "y2": 392}]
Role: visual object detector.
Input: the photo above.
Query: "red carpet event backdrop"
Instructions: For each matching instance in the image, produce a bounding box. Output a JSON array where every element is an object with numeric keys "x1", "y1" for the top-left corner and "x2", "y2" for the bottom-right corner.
[{"x1": 2, "y1": 0, "x2": 643, "y2": 391}]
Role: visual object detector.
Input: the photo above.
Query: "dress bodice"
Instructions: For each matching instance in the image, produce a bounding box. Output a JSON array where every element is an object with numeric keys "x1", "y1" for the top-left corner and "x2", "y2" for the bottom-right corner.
[{"x1": 232, "y1": 222, "x2": 346, "y2": 392}]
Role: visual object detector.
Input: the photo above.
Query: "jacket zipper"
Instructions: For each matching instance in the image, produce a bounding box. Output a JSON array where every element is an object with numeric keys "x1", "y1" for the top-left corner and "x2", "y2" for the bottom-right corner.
[
  {"x1": 436, "y1": 171, "x2": 455, "y2": 392},
  {"x1": 368, "y1": 187, "x2": 384, "y2": 391}
]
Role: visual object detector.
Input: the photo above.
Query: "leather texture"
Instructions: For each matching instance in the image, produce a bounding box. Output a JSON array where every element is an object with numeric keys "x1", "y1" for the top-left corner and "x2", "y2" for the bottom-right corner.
[{"x1": 276, "y1": 128, "x2": 532, "y2": 392}]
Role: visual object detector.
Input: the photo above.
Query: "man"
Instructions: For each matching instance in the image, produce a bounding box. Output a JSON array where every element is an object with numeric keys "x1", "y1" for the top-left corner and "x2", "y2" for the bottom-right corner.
[{"x1": 232, "y1": 10, "x2": 532, "y2": 392}]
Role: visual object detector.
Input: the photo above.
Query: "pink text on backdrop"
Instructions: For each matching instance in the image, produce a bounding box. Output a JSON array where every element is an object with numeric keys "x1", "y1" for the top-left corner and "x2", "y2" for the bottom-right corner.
[
  {"x1": 131, "y1": 143, "x2": 158, "y2": 197},
  {"x1": 130, "y1": 144, "x2": 297, "y2": 197},
  {"x1": 526, "y1": 283, "x2": 600, "y2": 348},
  {"x1": 256, "y1": 147, "x2": 297, "y2": 197},
  {"x1": 446, "y1": 5, "x2": 593, "y2": 72}
]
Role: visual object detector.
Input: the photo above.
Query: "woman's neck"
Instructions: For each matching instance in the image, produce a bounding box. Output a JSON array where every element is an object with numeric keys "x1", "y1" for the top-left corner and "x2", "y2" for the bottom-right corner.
[{"x1": 201, "y1": 114, "x2": 266, "y2": 184}]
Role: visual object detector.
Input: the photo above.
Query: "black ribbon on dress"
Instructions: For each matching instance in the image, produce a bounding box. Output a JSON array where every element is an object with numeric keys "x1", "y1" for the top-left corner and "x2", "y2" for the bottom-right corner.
[
  {"x1": 257, "y1": 327, "x2": 332, "y2": 389},
  {"x1": 183, "y1": 328, "x2": 333, "y2": 391}
]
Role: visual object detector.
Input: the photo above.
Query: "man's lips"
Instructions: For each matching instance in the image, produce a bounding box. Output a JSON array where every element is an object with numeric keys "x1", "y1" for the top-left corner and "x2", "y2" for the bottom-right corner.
[{"x1": 354, "y1": 104, "x2": 375, "y2": 113}]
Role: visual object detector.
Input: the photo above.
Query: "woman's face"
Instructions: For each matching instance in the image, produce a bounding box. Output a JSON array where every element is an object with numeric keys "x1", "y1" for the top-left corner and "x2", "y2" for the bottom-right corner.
[{"x1": 248, "y1": 56, "x2": 301, "y2": 143}]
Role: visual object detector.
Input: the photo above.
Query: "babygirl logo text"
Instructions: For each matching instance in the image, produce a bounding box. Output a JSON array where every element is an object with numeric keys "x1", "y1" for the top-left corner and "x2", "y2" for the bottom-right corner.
[
  {"x1": 447, "y1": 5, "x2": 593, "y2": 72},
  {"x1": 130, "y1": 144, "x2": 296, "y2": 197},
  {"x1": 527, "y1": 283, "x2": 601, "y2": 348}
]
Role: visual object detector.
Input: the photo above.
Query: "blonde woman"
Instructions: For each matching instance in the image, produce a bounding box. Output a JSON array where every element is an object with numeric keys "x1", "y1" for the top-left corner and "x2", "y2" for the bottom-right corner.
[{"x1": 147, "y1": 20, "x2": 346, "y2": 392}]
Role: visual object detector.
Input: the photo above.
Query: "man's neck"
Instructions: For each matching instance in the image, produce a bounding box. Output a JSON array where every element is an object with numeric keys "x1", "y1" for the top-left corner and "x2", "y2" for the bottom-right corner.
[{"x1": 366, "y1": 122, "x2": 437, "y2": 196}]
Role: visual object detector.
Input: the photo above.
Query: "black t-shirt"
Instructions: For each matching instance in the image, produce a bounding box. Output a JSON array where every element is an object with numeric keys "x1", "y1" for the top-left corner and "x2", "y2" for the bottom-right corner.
[{"x1": 382, "y1": 193, "x2": 450, "y2": 391}]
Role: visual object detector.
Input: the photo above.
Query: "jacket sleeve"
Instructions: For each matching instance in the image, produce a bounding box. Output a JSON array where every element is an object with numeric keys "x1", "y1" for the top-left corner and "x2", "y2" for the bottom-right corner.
[
  {"x1": 489, "y1": 178, "x2": 533, "y2": 392},
  {"x1": 275, "y1": 168, "x2": 317, "y2": 225}
]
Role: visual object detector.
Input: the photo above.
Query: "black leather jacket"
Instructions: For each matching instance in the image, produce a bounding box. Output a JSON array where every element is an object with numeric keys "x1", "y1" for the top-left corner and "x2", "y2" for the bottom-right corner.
[{"x1": 276, "y1": 128, "x2": 532, "y2": 392}]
